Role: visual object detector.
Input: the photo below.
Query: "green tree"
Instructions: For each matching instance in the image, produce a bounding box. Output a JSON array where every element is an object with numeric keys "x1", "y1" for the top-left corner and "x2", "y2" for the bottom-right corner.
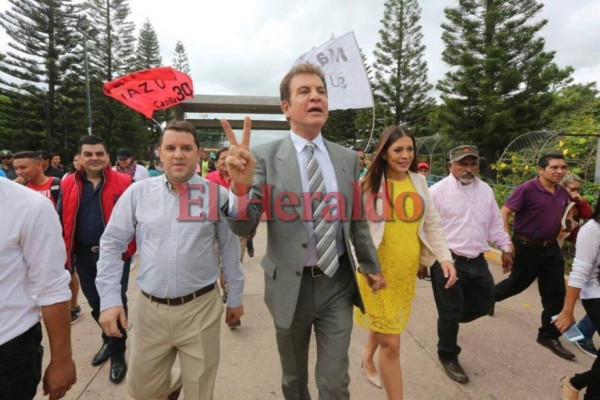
[
  {"x1": 546, "y1": 83, "x2": 598, "y2": 127},
  {"x1": 0, "y1": 0, "x2": 79, "y2": 151},
  {"x1": 437, "y1": 0, "x2": 572, "y2": 167},
  {"x1": 83, "y1": 0, "x2": 149, "y2": 154},
  {"x1": 172, "y1": 40, "x2": 190, "y2": 74},
  {"x1": 135, "y1": 19, "x2": 162, "y2": 70},
  {"x1": 373, "y1": 0, "x2": 434, "y2": 131},
  {"x1": 169, "y1": 40, "x2": 191, "y2": 121}
]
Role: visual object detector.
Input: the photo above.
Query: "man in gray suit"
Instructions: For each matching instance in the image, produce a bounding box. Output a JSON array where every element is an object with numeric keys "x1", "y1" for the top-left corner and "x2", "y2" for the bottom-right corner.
[{"x1": 221, "y1": 63, "x2": 386, "y2": 400}]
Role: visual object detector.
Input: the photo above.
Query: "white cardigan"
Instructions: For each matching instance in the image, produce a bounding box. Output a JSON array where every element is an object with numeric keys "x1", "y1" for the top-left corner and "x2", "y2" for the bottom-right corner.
[
  {"x1": 366, "y1": 171, "x2": 452, "y2": 268},
  {"x1": 570, "y1": 220, "x2": 600, "y2": 299}
]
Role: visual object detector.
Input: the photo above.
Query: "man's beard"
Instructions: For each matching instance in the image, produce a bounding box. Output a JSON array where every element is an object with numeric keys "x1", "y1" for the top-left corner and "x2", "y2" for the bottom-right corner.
[{"x1": 459, "y1": 173, "x2": 475, "y2": 185}]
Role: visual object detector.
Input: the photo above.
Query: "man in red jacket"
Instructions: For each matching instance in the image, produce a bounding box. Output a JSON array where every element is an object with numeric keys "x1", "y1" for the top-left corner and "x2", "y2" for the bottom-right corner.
[{"x1": 59, "y1": 135, "x2": 134, "y2": 384}]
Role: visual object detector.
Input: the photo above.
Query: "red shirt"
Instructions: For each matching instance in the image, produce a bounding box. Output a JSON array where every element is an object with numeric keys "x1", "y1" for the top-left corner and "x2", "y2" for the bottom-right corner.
[
  {"x1": 205, "y1": 170, "x2": 231, "y2": 189},
  {"x1": 27, "y1": 178, "x2": 56, "y2": 206}
]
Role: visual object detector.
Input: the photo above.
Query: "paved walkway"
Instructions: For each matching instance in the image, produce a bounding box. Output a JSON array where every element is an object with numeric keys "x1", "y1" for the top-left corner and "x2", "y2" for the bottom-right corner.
[{"x1": 35, "y1": 223, "x2": 596, "y2": 399}]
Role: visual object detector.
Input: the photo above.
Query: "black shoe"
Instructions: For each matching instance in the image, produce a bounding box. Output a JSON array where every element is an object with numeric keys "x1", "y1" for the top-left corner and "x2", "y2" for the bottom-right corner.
[
  {"x1": 246, "y1": 239, "x2": 254, "y2": 258},
  {"x1": 109, "y1": 356, "x2": 127, "y2": 384},
  {"x1": 228, "y1": 319, "x2": 241, "y2": 329},
  {"x1": 70, "y1": 305, "x2": 82, "y2": 324},
  {"x1": 91, "y1": 343, "x2": 110, "y2": 366},
  {"x1": 537, "y1": 337, "x2": 576, "y2": 360},
  {"x1": 575, "y1": 339, "x2": 598, "y2": 359},
  {"x1": 488, "y1": 302, "x2": 495, "y2": 316},
  {"x1": 440, "y1": 359, "x2": 469, "y2": 384}
]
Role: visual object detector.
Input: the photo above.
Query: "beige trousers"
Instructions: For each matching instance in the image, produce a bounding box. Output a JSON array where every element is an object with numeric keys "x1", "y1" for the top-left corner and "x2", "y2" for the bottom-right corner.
[{"x1": 126, "y1": 288, "x2": 223, "y2": 400}]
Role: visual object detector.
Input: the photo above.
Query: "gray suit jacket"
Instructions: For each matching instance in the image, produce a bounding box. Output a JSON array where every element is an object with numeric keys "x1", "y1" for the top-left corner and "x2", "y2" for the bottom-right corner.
[{"x1": 225, "y1": 136, "x2": 380, "y2": 329}]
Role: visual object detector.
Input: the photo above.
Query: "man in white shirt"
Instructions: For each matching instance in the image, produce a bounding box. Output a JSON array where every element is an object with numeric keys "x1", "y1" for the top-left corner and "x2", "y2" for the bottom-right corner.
[
  {"x1": 426, "y1": 145, "x2": 513, "y2": 384},
  {"x1": 0, "y1": 179, "x2": 76, "y2": 399},
  {"x1": 97, "y1": 121, "x2": 243, "y2": 400}
]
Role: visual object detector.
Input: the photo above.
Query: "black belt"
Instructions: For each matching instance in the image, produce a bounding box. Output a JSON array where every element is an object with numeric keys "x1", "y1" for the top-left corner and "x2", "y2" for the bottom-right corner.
[
  {"x1": 304, "y1": 266, "x2": 325, "y2": 277},
  {"x1": 141, "y1": 283, "x2": 215, "y2": 306},
  {"x1": 513, "y1": 234, "x2": 556, "y2": 248},
  {"x1": 451, "y1": 252, "x2": 484, "y2": 263}
]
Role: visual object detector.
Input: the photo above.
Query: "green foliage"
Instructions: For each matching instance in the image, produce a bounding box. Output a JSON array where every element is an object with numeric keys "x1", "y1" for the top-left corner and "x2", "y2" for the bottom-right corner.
[
  {"x1": 373, "y1": 0, "x2": 434, "y2": 129},
  {"x1": 169, "y1": 40, "x2": 191, "y2": 121},
  {"x1": 437, "y1": 0, "x2": 573, "y2": 169},
  {"x1": 0, "y1": 0, "x2": 80, "y2": 152},
  {"x1": 135, "y1": 19, "x2": 162, "y2": 70},
  {"x1": 172, "y1": 40, "x2": 190, "y2": 74}
]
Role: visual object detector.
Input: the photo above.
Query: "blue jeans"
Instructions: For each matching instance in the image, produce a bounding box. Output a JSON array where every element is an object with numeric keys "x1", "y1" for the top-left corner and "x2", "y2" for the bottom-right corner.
[
  {"x1": 0, "y1": 323, "x2": 43, "y2": 400},
  {"x1": 577, "y1": 314, "x2": 597, "y2": 341}
]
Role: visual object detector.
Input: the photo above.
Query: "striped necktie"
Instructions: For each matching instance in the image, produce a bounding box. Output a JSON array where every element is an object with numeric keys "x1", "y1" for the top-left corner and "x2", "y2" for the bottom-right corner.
[{"x1": 305, "y1": 142, "x2": 339, "y2": 277}]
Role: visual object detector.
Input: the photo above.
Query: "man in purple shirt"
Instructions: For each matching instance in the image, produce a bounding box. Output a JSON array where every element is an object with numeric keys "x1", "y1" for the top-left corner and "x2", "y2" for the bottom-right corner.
[
  {"x1": 427, "y1": 145, "x2": 513, "y2": 384},
  {"x1": 494, "y1": 153, "x2": 574, "y2": 360}
]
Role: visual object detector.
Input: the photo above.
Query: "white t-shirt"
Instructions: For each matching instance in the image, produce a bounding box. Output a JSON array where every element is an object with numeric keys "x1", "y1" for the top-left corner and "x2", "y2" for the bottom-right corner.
[{"x1": 0, "y1": 179, "x2": 71, "y2": 345}]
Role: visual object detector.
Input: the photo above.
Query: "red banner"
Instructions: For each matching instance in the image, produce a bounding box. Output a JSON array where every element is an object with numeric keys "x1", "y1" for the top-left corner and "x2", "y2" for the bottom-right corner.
[{"x1": 103, "y1": 67, "x2": 194, "y2": 119}]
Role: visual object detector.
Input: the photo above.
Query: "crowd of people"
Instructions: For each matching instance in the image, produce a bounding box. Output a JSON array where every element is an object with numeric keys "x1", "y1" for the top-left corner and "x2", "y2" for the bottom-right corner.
[{"x1": 0, "y1": 62, "x2": 599, "y2": 400}]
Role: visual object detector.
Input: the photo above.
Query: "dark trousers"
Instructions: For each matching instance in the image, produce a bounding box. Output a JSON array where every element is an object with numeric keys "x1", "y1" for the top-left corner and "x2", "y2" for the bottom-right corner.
[
  {"x1": 430, "y1": 255, "x2": 495, "y2": 362},
  {"x1": 571, "y1": 298, "x2": 600, "y2": 399},
  {"x1": 75, "y1": 247, "x2": 131, "y2": 358},
  {"x1": 0, "y1": 323, "x2": 43, "y2": 400},
  {"x1": 274, "y1": 259, "x2": 355, "y2": 400},
  {"x1": 494, "y1": 238, "x2": 565, "y2": 340}
]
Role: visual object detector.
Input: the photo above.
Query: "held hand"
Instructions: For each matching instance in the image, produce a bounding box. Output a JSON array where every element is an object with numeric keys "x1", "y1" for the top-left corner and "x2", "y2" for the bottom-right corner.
[
  {"x1": 552, "y1": 310, "x2": 576, "y2": 333},
  {"x1": 417, "y1": 265, "x2": 430, "y2": 280},
  {"x1": 43, "y1": 357, "x2": 76, "y2": 400},
  {"x1": 367, "y1": 273, "x2": 387, "y2": 292},
  {"x1": 220, "y1": 117, "x2": 256, "y2": 196},
  {"x1": 440, "y1": 261, "x2": 457, "y2": 289},
  {"x1": 501, "y1": 252, "x2": 513, "y2": 274},
  {"x1": 99, "y1": 306, "x2": 127, "y2": 338},
  {"x1": 225, "y1": 305, "x2": 244, "y2": 325}
]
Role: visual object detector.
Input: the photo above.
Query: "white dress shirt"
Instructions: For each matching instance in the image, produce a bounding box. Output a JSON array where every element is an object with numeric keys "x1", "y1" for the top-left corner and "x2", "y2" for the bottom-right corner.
[
  {"x1": 229, "y1": 131, "x2": 344, "y2": 266},
  {"x1": 97, "y1": 174, "x2": 244, "y2": 310},
  {"x1": 430, "y1": 174, "x2": 512, "y2": 258},
  {"x1": 0, "y1": 179, "x2": 71, "y2": 345}
]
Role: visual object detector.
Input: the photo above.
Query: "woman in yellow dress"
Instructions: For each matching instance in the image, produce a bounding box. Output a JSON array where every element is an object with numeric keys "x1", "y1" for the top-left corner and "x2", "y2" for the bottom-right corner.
[{"x1": 355, "y1": 125, "x2": 457, "y2": 399}]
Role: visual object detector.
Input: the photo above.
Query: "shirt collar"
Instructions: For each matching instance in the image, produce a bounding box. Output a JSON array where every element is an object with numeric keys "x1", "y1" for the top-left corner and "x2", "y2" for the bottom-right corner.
[
  {"x1": 289, "y1": 130, "x2": 326, "y2": 155},
  {"x1": 161, "y1": 173, "x2": 202, "y2": 193}
]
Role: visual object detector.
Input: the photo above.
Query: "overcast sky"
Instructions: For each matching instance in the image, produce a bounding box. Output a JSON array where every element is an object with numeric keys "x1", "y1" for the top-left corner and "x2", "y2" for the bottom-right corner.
[{"x1": 1, "y1": 0, "x2": 599, "y2": 143}]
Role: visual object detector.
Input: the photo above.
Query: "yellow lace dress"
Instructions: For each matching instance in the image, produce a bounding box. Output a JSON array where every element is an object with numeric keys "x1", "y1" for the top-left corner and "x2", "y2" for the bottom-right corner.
[{"x1": 354, "y1": 178, "x2": 423, "y2": 334}]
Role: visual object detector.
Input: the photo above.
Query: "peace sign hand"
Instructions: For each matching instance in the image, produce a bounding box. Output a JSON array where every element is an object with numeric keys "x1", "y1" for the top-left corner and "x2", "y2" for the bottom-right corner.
[{"x1": 220, "y1": 117, "x2": 256, "y2": 196}]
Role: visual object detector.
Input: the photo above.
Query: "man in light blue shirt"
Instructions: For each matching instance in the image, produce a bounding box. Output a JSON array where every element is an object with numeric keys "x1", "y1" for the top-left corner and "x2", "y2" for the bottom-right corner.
[{"x1": 97, "y1": 120, "x2": 243, "y2": 400}]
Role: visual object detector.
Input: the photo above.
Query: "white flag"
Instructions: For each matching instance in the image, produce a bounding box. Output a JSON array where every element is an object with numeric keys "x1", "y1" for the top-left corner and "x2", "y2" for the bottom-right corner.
[{"x1": 294, "y1": 32, "x2": 373, "y2": 111}]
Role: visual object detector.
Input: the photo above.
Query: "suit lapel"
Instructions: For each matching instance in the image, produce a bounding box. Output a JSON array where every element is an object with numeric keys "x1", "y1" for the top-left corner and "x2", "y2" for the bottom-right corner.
[
  {"x1": 275, "y1": 137, "x2": 307, "y2": 222},
  {"x1": 325, "y1": 140, "x2": 350, "y2": 200}
]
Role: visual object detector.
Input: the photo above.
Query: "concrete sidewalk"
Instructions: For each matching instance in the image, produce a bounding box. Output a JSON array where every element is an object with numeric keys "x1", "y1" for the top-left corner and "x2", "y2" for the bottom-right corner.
[{"x1": 35, "y1": 222, "x2": 596, "y2": 399}]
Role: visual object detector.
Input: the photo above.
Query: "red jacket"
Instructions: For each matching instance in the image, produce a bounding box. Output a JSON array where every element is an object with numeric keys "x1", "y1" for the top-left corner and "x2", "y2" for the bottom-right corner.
[{"x1": 60, "y1": 166, "x2": 136, "y2": 268}]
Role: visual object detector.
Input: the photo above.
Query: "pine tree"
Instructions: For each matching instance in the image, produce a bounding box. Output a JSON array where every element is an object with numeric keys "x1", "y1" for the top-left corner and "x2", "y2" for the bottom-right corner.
[
  {"x1": 437, "y1": 0, "x2": 573, "y2": 164},
  {"x1": 373, "y1": 0, "x2": 434, "y2": 130},
  {"x1": 135, "y1": 19, "x2": 162, "y2": 70},
  {"x1": 169, "y1": 40, "x2": 191, "y2": 121},
  {"x1": 172, "y1": 40, "x2": 190, "y2": 74},
  {"x1": 82, "y1": 0, "x2": 149, "y2": 153},
  {"x1": 0, "y1": 0, "x2": 80, "y2": 151}
]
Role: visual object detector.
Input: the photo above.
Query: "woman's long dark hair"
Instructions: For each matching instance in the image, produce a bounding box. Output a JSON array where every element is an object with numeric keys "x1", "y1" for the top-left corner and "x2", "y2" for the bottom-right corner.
[{"x1": 362, "y1": 125, "x2": 418, "y2": 196}]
